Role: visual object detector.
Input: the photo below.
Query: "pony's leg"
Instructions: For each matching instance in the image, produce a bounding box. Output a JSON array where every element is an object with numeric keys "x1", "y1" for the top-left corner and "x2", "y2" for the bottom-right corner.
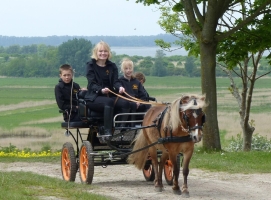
[
  {"x1": 181, "y1": 151, "x2": 193, "y2": 198},
  {"x1": 169, "y1": 153, "x2": 181, "y2": 195},
  {"x1": 149, "y1": 147, "x2": 162, "y2": 192},
  {"x1": 157, "y1": 152, "x2": 168, "y2": 191}
]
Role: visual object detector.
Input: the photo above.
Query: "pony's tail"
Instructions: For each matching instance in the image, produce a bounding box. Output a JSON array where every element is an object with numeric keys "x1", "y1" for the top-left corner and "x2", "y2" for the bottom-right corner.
[{"x1": 127, "y1": 130, "x2": 149, "y2": 170}]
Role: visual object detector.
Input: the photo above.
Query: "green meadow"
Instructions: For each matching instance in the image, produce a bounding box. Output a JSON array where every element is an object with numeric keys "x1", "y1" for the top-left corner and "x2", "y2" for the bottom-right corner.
[
  {"x1": 0, "y1": 76, "x2": 270, "y2": 200},
  {"x1": 0, "y1": 76, "x2": 270, "y2": 151}
]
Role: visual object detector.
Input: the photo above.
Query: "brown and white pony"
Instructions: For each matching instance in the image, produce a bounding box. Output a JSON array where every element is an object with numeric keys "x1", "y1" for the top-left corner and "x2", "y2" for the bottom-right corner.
[{"x1": 128, "y1": 94, "x2": 206, "y2": 197}]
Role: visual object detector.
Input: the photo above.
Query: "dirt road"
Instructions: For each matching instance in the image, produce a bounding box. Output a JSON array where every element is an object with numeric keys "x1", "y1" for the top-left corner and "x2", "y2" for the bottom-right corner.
[{"x1": 1, "y1": 162, "x2": 270, "y2": 200}]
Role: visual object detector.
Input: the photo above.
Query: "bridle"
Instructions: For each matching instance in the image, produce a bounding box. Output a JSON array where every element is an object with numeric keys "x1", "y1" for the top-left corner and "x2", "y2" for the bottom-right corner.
[
  {"x1": 182, "y1": 108, "x2": 205, "y2": 132},
  {"x1": 180, "y1": 98, "x2": 206, "y2": 134}
]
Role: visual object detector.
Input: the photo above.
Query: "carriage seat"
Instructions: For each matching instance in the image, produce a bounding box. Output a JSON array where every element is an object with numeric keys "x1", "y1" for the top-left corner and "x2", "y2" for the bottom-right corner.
[
  {"x1": 76, "y1": 90, "x2": 103, "y2": 121},
  {"x1": 58, "y1": 109, "x2": 90, "y2": 128},
  {"x1": 78, "y1": 100, "x2": 103, "y2": 122},
  {"x1": 61, "y1": 121, "x2": 89, "y2": 129}
]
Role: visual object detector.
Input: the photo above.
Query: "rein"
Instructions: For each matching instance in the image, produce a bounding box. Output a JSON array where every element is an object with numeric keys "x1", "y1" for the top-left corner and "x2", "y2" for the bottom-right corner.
[{"x1": 107, "y1": 89, "x2": 166, "y2": 106}]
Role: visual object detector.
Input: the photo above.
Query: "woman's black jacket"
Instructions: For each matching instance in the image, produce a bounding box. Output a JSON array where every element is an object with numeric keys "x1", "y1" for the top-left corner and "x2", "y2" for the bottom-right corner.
[{"x1": 84, "y1": 59, "x2": 122, "y2": 101}]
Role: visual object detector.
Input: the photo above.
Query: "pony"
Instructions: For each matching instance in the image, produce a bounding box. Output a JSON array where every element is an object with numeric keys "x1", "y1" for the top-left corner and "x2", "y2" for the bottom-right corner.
[{"x1": 128, "y1": 94, "x2": 206, "y2": 197}]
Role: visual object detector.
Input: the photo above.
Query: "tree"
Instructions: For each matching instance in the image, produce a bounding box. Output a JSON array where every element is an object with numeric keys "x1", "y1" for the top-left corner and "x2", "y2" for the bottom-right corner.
[
  {"x1": 216, "y1": 6, "x2": 271, "y2": 151},
  {"x1": 166, "y1": 62, "x2": 175, "y2": 75},
  {"x1": 152, "y1": 50, "x2": 167, "y2": 76},
  {"x1": 174, "y1": 67, "x2": 186, "y2": 76},
  {"x1": 184, "y1": 56, "x2": 196, "y2": 77},
  {"x1": 6, "y1": 45, "x2": 20, "y2": 54},
  {"x1": 137, "y1": 57, "x2": 154, "y2": 75},
  {"x1": 0, "y1": 46, "x2": 4, "y2": 53},
  {"x1": 58, "y1": 38, "x2": 93, "y2": 75},
  {"x1": 21, "y1": 44, "x2": 38, "y2": 54},
  {"x1": 1, "y1": 58, "x2": 26, "y2": 76},
  {"x1": 136, "y1": 0, "x2": 271, "y2": 150}
]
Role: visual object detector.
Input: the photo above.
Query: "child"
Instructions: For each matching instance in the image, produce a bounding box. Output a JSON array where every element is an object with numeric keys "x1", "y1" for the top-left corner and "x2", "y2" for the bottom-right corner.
[
  {"x1": 119, "y1": 58, "x2": 149, "y2": 126},
  {"x1": 55, "y1": 64, "x2": 85, "y2": 122},
  {"x1": 133, "y1": 72, "x2": 152, "y2": 110}
]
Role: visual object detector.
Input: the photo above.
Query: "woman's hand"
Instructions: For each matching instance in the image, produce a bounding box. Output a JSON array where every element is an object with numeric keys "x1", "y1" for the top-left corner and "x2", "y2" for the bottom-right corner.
[
  {"x1": 102, "y1": 87, "x2": 109, "y2": 94},
  {"x1": 119, "y1": 87, "x2": 125, "y2": 94}
]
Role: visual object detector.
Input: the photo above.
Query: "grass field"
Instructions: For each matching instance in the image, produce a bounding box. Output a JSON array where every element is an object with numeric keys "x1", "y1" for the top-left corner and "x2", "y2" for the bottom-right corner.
[{"x1": 0, "y1": 76, "x2": 270, "y2": 151}]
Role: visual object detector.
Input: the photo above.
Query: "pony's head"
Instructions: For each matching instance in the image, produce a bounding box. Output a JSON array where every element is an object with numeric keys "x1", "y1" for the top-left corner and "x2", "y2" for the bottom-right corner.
[{"x1": 168, "y1": 94, "x2": 206, "y2": 143}]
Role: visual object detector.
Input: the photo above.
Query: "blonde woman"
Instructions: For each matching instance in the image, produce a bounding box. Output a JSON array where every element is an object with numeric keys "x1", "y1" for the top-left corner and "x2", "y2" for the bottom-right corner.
[{"x1": 84, "y1": 41, "x2": 130, "y2": 138}]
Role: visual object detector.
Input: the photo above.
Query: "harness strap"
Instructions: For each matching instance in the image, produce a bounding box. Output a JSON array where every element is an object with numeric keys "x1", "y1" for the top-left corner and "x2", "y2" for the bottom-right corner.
[
  {"x1": 157, "y1": 107, "x2": 169, "y2": 138},
  {"x1": 190, "y1": 125, "x2": 203, "y2": 130},
  {"x1": 157, "y1": 107, "x2": 168, "y2": 130},
  {"x1": 109, "y1": 140, "x2": 159, "y2": 159},
  {"x1": 158, "y1": 135, "x2": 192, "y2": 144},
  {"x1": 156, "y1": 106, "x2": 192, "y2": 148}
]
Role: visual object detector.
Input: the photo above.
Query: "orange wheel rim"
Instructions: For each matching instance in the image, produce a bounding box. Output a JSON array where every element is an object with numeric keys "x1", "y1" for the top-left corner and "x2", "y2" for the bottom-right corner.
[
  {"x1": 165, "y1": 160, "x2": 173, "y2": 180},
  {"x1": 80, "y1": 146, "x2": 89, "y2": 181},
  {"x1": 144, "y1": 165, "x2": 152, "y2": 176},
  {"x1": 62, "y1": 148, "x2": 71, "y2": 180}
]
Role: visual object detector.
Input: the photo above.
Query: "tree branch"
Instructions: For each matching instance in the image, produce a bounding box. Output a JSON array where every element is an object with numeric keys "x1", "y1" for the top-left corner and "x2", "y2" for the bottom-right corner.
[
  {"x1": 181, "y1": 0, "x2": 202, "y2": 39},
  {"x1": 191, "y1": 0, "x2": 204, "y2": 24},
  {"x1": 216, "y1": 0, "x2": 271, "y2": 41},
  {"x1": 217, "y1": 62, "x2": 242, "y2": 108}
]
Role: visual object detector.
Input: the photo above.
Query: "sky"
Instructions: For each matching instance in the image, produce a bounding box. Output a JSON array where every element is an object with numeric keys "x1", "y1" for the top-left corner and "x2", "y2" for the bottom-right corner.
[{"x1": 1, "y1": 0, "x2": 165, "y2": 37}]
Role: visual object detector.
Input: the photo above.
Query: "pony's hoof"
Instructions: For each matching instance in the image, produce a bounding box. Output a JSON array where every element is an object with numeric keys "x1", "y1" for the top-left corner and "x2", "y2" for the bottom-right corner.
[
  {"x1": 182, "y1": 192, "x2": 190, "y2": 198},
  {"x1": 155, "y1": 186, "x2": 163, "y2": 192},
  {"x1": 173, "y1": 189, "x2": 182, "y2": 195}
]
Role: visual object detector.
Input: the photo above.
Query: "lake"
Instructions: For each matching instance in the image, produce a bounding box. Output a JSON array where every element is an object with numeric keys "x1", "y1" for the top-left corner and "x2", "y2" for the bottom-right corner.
[
  {"x1": 111, "y1": 46, "x2": 270, "y2": 57},
  {"x1": 111, "y1": 46, "x2": 188, "y2": 57}
]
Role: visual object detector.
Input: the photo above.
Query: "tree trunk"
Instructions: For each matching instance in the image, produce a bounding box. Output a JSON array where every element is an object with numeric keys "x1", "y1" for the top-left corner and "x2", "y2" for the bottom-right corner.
[
  {"x1": 242, "y1": 123, "x2": 254, "y2": 151},
  {"x1": 200, "y1": 42, "x2": 221, "y2": 150},
  {"x1": 240, "y1": 58, "x2": 257, "y2": 151}
]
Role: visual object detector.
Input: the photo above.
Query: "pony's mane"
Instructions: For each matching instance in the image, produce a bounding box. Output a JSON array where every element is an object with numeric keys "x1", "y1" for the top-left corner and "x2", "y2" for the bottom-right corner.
[{"x1": 164, "y1": 94, "x2": 206, "y2": 131}]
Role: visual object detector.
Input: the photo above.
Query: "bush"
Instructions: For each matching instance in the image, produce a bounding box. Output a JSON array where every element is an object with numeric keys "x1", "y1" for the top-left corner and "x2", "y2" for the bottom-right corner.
[
  {"x1": 226, "y1": 133, "x2": 271, "y2": 152},
  {"x1": 0, "y1": 143, "x2": 17, "y2": 153},
  {"x1": 41, "y1": 143, "x2": 51, "y2": 152}
]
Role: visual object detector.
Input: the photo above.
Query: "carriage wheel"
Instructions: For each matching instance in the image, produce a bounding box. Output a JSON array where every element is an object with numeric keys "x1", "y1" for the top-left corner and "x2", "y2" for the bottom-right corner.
[
  {"x1": 61, "y1": 142, "x2": 77, "y2": 182},
  {"x1": 164, "y1": 154, "x2": 181, "y2": 185},
  {"x1": 79, "y1": 141, "x2": 94, "y2": 184},
  {"x1": 142, "y1": 160, "x2": 155, "y2": 181}
]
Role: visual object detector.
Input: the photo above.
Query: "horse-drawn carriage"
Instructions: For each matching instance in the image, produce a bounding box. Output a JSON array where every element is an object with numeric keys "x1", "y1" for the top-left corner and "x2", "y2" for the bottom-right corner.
[{"x1": 60, "y1": 91, "x2": 206, "y2": 197}]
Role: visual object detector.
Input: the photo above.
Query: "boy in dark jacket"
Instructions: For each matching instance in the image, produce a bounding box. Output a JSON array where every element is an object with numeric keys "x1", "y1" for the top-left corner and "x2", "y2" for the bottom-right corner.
[
  {"x1": 55, "y1": 64, "x2": 85, "y2": 122},
  {"x1": 133, "y1": 72, "x2": 152, "y2": 111}
]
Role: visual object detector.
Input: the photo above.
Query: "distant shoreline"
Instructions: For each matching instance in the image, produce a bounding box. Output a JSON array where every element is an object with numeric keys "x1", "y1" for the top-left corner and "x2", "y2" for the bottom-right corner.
[{"x1": 111, "y1": 46, "x2": 188, "y2": 57}]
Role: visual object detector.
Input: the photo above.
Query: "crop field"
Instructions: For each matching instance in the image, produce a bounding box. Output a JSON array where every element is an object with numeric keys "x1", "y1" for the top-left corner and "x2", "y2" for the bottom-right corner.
[{"x1": 0, "y1": 76, "x2": 270, "y2": 151}]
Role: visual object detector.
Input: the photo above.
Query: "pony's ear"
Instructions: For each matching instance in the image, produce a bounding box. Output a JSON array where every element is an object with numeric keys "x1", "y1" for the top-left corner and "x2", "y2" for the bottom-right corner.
[
  {"x1": 200, "y1": 94, "x2": 206, "y2": 101},
  {"x1": 200, "y1": 94, "x2": 208, "y2": 108},
  {"x1": 181, "y1": 95, "x2": 189, "y2": 104}
]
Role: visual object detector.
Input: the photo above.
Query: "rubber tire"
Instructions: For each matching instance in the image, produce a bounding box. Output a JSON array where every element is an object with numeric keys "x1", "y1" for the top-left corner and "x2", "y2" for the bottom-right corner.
[
  {"x1": 61, "y1": 142, "x2": 77, "y2": 182},
  {"x1": 164, "y1": 154, "x2": 181, "y2": 185},
  {"x1": 142, "y1": 160, "x2": 155, "y2": 181},
  {"x1": 79, "y1": 141, "x2": 94, "y2": 184}
]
